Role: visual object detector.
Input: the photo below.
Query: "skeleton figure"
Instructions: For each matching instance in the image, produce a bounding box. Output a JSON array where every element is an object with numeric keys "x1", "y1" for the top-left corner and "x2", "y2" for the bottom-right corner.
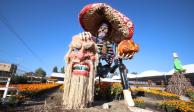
[
  {"x1": 94, "y1": 23, "x2": 137, "y2": 107},
  {"x1": 98, "y1": 23, "x2": 114, "y2": 64},
  {"x1": 63, "y1": 32, "x2": 98, "y2": 109},
  {"x1": 92, "y1": 23, "x2": 115, "y2": 77}
]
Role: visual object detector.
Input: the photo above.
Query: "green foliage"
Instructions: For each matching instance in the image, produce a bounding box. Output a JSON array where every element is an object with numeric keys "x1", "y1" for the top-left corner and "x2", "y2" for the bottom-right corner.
[
  {"x1": 131, "y1": 72, "x2": 138, "y2": 74},
  {"x1": 53, "y1": 66, "x2": 58, "y2": 73},
  {"x1": 41, "y1": 78, "x2": 47, "y2": 83},
  {"x1": 7, "y1": 95, "x2": 19, "y2": 106},
  {"x1": 35, "y1": 68, "x2": 46, "y2": 77},
  {"x1": 6, "y1": 94, "x2": 25, "y2": 106},
  {"x1": 10, "y1": 76, "x2": 28, "y2": 84},
  {"x1": 61, "y1": 66, "x2": 65, "y2": 73},
  {"x1": 111, "y1": 83, "x2": 123, "y2": 100}
]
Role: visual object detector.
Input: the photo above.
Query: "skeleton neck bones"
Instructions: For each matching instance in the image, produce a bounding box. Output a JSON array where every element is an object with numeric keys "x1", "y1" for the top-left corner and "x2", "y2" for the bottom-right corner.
[{"x1": 96, "y1": 23, "x2": 114, "y2": 65}]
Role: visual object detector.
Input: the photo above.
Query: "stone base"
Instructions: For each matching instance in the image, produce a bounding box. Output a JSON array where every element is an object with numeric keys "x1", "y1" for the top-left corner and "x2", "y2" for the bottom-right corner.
[{"x1": 123, "y1": 90, "x2": 135, "y2": 106}]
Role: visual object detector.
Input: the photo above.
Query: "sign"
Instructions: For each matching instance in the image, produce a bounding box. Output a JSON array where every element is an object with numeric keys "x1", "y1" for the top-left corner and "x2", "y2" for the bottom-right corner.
[
  {"x1": 0, "y1": 63, "x2": 12, "y2": 72},
  {"x1": 0, "y1": 63, "x2": 17, "y2": 73}
]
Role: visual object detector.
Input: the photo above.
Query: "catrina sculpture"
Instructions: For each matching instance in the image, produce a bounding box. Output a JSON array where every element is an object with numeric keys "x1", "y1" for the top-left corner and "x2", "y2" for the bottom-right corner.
[{"x1": 63, "y1": 3, "x2": 139, "y2": 109}]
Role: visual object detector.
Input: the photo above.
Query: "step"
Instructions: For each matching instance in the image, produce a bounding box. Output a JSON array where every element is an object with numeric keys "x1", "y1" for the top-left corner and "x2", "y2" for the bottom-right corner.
[
  {"x1": 6, "y1": 94, "x2": 17, "y2": 97},
  {"x1": 0, "y1": 81, "x2": 8, "y2": 83},
  {"x1": 0, "y1": 87, "x2": 6, "y2": 91},
  {"x1": 0, "y1": 77, "x2": 10, "y2": 79},
  {"x1": 0, "y1": 87, "x2": 18, "y2": 91}
]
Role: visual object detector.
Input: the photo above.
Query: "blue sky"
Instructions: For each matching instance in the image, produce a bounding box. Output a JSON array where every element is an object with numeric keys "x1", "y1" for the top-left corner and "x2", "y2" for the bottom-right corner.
[{"x1": 0, "y1": 0, "x2": 194, "y2": 75}]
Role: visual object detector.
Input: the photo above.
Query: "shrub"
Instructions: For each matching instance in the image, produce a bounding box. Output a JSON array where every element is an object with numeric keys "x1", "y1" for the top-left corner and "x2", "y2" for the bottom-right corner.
[
  {"x1": 7, "y1": 95, "x2": 19, "y2": 106},
  {"x1": 111, "y1": 83, "x2": 123, "y2": 100},
  {"x1": 10, "y1": 76, "x2": 28, "y2": 84},
  {"x1": 134, "y1": 98, "x2": 145, "y2": 109},
  {"x1": 60, "y1": 84, "x2": 64, "y2": 92},
  {"x1": 186, "y1": 88, "x2": 194, "y2": 102},
  {"x1": 94, "y1": 82, "x2": 112, "y2": 101},
  {"x1": 6, "y1": 94, "x2": 25, "y2": 106}
]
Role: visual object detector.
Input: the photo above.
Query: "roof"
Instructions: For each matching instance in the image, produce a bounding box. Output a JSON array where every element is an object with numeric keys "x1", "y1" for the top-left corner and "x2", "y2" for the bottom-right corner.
[
  {"x1": 137, "y1": 70, "x2": 165, "y2": 78},
  {"x1": 112, "y1": 73, "x2": 138, "y2": 79},
  {"x1": 128, "y1": 64, "x2": 194, "y2": 78},
  {"x1": 166, "y1": 64, "x2": 194, "y2": 75},
  {"x1": 95, "y1": 77, "x2": 121, "y2": 82},
  {"x1": 51, "y1": 73, "x2": 65, "y2": 78}
]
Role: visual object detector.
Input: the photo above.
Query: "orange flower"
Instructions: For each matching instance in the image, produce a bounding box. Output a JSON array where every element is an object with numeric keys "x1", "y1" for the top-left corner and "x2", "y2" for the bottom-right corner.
[
  {"x1": 9, "y1": 83, "x2": 61, "y2": 93},
  {"x1": 161, "y1": 100, "x2": 194, "y2": 112}
]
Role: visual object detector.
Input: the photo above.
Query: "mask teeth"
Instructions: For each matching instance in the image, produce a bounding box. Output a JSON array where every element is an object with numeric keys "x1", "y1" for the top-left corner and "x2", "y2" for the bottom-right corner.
[{"x1": 73, "y1": 64, "x2": 89, "y2": 71}]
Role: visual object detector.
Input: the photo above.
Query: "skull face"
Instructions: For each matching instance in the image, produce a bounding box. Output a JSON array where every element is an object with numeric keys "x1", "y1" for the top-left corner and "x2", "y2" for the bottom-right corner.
[
  {"x1": 66, "y1": 33, "x2": 97, "y2": 77},
  {"x1": 98, "y1": 23, "x2": 109, "y2": 38}
]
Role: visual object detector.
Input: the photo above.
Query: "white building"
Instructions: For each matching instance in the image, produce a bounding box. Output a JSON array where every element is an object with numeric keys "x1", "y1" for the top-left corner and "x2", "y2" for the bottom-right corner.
[{"x1": 47, "y1": 73, "x2": 65, "y2": 84}]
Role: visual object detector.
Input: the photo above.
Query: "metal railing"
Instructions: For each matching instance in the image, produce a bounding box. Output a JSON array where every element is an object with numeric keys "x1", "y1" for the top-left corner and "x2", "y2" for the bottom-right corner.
[{"x1": 0, "y1": 76, "x2": 19, "y2": 103}]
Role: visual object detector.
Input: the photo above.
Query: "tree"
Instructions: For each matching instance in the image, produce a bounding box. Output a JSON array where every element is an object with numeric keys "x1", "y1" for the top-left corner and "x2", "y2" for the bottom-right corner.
[
  {"x1": 35, "y1": 68, "x2": 46, "y2": 77},
  {"x1": 61, "y1": 66, "x2": 65, "y2": 73},
  {"x1": 53, "y1": 66, "x2": 58, "y2": 73},
  {"x1": 131, "y1": 72, "x2": 138, "y2": 75},
  {"x1": 11, "y1": 75, "x2": 28, "y2": 84}
]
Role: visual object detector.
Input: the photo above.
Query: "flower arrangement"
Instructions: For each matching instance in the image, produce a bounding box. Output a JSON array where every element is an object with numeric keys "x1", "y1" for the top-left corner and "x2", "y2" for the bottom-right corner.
[
  {"x1": 186, "y1": 88, "x2": 194, "y2": 102},
  {"x1": 111, "y1": 82, "x2": 123, "y2": 99},
  {"x1": 134, "y1": 98, "x2": 145, "y2": 108},
  {"x1": 17, "y1": 83, "x2": 61, "y2": 92},
  {"x1": 9, "y1": 83, "x2": 62, "y2": 97},
  {"x1": 94, "y1": 82, "x2": 112, "y2": 100},
  {"x1": 160, "y1": 100, "x2": 194, "y2": 112},
  {"x1": 132, "y1": 88, "x2": 179, "y2": 100},
  {"x1": 112, "y1": 83, "x2": 122, "y2": 93}
]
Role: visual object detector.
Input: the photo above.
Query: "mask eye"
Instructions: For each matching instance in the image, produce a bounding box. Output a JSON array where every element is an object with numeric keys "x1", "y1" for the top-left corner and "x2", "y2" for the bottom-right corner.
[
  {"x1": 73, "y1": 48, "x2": 79, "y2": 52},
  {"x1": 85, "y1": 47, "x2": 96, "y2": 54}
]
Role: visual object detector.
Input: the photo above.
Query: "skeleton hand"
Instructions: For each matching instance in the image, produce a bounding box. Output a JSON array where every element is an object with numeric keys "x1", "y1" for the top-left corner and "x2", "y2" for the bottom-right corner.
[
  {"x1": 118, "y1": 39, "x2": 139, "y2": 59},
  {"x1": 78, "y1": 32, "x2": 92, "y2": 41},
  {"x1": 71, "y1": 32, "x2": 95, "y2": 49}
]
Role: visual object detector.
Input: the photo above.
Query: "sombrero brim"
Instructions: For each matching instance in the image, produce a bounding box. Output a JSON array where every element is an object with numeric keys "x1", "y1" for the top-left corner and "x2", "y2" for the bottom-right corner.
[{"x1": 79, "y1": 3, "x2": 134, "y2": 43}]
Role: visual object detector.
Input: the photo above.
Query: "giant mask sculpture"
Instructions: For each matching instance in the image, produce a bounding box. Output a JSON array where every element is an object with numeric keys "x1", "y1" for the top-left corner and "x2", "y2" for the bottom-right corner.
[
  {"x1": 63, "y1": 32, "x2": 98, "y2": 109},
  {"x1": 67, "y1": 32, "x2": 97, "y2": 76}
]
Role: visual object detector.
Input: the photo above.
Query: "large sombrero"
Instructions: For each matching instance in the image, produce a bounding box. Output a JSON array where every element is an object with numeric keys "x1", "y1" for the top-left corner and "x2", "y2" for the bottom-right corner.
[{"x1": 79, "y1": 3, "x2": 134, "y2": 43}]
